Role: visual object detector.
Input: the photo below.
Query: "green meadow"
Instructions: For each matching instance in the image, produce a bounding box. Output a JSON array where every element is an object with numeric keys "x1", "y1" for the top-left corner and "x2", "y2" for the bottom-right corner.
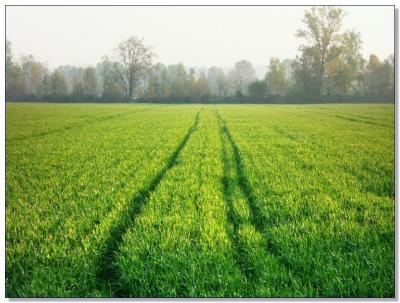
[{"x1": 6, "y1": 103, "x2": 395, "y2": 297}]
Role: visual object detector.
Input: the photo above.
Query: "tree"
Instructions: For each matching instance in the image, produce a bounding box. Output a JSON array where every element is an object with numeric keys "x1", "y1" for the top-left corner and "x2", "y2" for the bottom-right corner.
[
  {"x1": 83, "y1": 67, "x2": 98, "y2": 97},
  {"x1": 50, "y1": 69, "x2": 68, "y2": 97},
  {"x1": 144, "y1": 63, "x2": 168, "y2": 99},
  {"x1": 163, "y1": 64, "x2": 189, "y2": 99},
  {"x1": 292, "y1": 47, "x2": 320, "y2": 99},
  {"x1": 282, "y1": 59, "x2": 295, "y2": 90},
  {"x1": 165, "y1": 65, "x2": 178, "y2": 98},
  {"x1": 175, "y1": 63, "x2": 187, "y2": 98},
  {"x1": 325, "y1": 30, "x2": 364, "y2": 96},
  {"x1": 296, "y1": 7, "x2": 345, "y2": 96},
  {"x1": 108, "y1": 36, "x2": 153, "y2": 101},
  {"x1": 364, "y1": 54, "x2": 383, "y2": 96},
  {"x1": 187, "y1": 68, "x2": 197, "y2": 99},
  {"x1": 364, "y1": 54, "x2": 394, "y2": 100},
  {"x1": 98, "y1": 59, "x2": 124, "y2": 99},
  {"x1": 208, "y1": 67, "x2": 227, "y2": 97},
  {"x1": 248, "y1": 80, "x2": 268, "y2": 99},
  {"x1": 195, "y1": 71, "x2": 211, "y2": 99},
  {"x1": 234, "y1": 60, "x2": 256, "y2": 96},
  {"x1": 265, "y1": 57, "x2": 288, "y2": 96},
  {"x1": 72, "y1": 68, "x2": 84, "y2": 97},
  {"x1": 20, "y1": 55, "x2": 47, "y2": 97},
  {"x1": 226, "y1": 70, "x2": 239, "y2": 96},
  {"x1": 42, "y1": 72, "x2": 52, "y2": 96},
  {"x1": 5, "y1": 42, "x2": 28, "y2": 98},
  {"x1": 7, "y1": 64, "x2": 25, "y2": 98},
  {"x1": 382, "y1": 55, "x2": 394, "y2": 100},
  {"x1": 6, "y1": 40, "x2": 13, "y2": 93}
]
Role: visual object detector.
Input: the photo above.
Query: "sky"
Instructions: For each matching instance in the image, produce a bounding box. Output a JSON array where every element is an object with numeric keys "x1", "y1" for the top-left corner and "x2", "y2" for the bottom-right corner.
[{"x1": 6, "y1": 6, "x2": 395, "y2": 70}]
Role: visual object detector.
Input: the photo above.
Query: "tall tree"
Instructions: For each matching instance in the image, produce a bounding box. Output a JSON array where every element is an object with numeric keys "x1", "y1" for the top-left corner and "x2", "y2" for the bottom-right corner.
[
  {"x1": 108, "y1": 36, "x2": 153, "y2": 101},
  {"x1": 296, "y1": 7, "x2": 345, "y2": 96}
]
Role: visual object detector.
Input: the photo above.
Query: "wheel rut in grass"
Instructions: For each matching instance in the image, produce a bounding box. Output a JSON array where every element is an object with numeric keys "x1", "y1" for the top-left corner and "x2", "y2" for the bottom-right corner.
[
  {"x1": 215, "y1": 110, "x2": 267, "y2": 232},
  {"x1": 215, "y1": 109, "x2": 294, "y2": 288},
  {"x1": 96, "y1": 111, "x2": 200, "y2": 295},
  {"x1": 313, "y1": 111, "x2": 386, "y2": 127}
]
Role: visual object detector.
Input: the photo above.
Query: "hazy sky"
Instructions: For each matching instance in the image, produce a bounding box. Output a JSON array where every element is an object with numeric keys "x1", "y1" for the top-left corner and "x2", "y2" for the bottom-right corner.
[{"x1": 6, "y1": 6, "x2": 394, "y2": 69}]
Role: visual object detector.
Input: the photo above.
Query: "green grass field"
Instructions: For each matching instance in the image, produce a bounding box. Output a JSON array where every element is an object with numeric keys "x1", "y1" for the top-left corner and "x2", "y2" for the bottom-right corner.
[{"x1": 6, "y1": 103, "x2": 395, "y2": 297}]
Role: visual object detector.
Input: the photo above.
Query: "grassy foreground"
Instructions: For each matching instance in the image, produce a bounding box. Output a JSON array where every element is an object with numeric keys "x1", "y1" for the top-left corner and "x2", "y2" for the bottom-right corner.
[{"x1": 6, "y1": 103, "x2": 394, "y2": 297}]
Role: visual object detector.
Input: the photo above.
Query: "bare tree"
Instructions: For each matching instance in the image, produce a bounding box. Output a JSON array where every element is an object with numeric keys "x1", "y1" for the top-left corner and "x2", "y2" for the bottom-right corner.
[{"x1": 109, "y1": 36, "x2": 154, "y2": 101}]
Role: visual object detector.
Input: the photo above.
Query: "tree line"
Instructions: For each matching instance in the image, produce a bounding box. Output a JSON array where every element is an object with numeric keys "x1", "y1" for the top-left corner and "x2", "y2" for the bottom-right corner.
[{"x1": 6, "y1": 7, "x2": 394, "y2": 103}]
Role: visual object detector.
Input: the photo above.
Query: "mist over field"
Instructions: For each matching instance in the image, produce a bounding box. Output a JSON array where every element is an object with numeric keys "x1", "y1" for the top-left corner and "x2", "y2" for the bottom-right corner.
[{"x1": 6, "y1": 6, "x2": 394, "y2": 103}]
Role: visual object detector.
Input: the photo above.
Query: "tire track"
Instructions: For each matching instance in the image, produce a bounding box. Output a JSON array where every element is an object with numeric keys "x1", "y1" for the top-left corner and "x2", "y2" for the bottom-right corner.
[
  {"x1": 215, "y1": 110, "x2": 268, "y2": 231},
  {"x1": 215, "y1": 109, "x2": 269, "y2": 286},
  {"x1": 310, "y1": 111, "x2": 387, "y2": 127},
  {"x1": 330, "y1": 114, "x2": 385, "y2": 127},
  {"x1": 215, "y1": 109, "x2": 296, "y2": 292},
  {"x1": 96, "y1": 111, "x2": 200, "y2": 296},
  {"x1": 216, "y1": 112, "x2": 253, "y2": 278}
]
